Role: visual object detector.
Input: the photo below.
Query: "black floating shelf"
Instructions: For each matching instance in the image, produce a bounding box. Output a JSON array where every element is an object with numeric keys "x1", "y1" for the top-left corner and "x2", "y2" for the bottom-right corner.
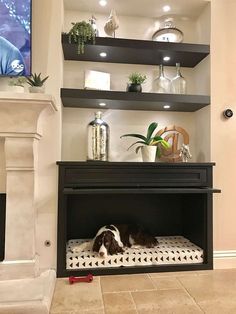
[
  {"x1": 62, "y1": 34, "x2": 210, "y2": 67},
  {"x1": 61, "y1": 88, "x2": 210, "y2": 112},
  {"x1": 63, "y1": 187, "x2": 220, "y2": 195}
]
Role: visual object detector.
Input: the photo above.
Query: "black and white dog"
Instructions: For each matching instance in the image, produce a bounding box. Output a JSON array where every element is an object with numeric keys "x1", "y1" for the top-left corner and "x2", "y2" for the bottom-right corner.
[{"x1": 92, "y1": 224, "x2": 158, "y2": 258}]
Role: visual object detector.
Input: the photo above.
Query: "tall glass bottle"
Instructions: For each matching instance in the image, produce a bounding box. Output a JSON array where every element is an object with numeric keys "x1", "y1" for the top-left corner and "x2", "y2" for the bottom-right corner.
[
  {"x1": 87, "y1": 112, "x2": 109, "y2": 161},
  {"x1": 171, "y1": 63, "x2": 187, "y2": 94},
  {"x1": 153, "y1": 64, "x2": 171, "y2": 93}
]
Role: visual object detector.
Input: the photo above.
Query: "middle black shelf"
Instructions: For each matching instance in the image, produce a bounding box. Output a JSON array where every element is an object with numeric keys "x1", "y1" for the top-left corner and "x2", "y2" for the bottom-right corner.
[{"x1": 61, "y1": 88, "x2": 210, "y2": 112}]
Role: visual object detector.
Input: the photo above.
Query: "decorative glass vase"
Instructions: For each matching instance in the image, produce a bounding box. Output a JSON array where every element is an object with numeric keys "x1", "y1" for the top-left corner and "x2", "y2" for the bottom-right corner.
[
  {"x1": 87, "y1": 111, "x2": 109, "y2": 161},
  {"x1": 153, "y1": 64, "x2": 171, "y2": 93},
  {"x1": 171, "y1": 63, "x2": 187, "y2": 94}
]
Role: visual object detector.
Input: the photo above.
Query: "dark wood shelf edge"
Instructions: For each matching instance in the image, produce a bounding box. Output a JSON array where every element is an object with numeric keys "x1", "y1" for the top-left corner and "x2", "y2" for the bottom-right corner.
[
  {"x1": 62, "y1": 34, "x2": 210, "y2": 67},
  {"x1": 63, "y1": 187, "x2": 221, "y2": 194},
  {"x1": 56, "y1": 161, "x2": 216, "y2": 166},
  {"x1": 61, "y1": 89, "x2": 210, "y2": 112}
]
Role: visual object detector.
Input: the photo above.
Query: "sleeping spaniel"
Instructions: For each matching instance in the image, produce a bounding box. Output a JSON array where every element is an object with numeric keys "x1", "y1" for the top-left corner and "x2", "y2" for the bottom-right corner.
[{"x1": 92, "y1": 224, "x2": 158, "y2": 258}]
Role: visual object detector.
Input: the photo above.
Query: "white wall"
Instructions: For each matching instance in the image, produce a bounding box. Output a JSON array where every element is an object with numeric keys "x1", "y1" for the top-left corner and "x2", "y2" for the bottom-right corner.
[
  {"x1": 211, "y1": 0, "x2": 236, "y2": 254},
  {"x1": 62, "y1": 108, "x2": 196, "y2": 162},
  {"x1": 64, "y1": 11, "x2": 198, "y2": 43},
  {"x1": 194, "y1": 2, "x2": 211, "y2": 162}
]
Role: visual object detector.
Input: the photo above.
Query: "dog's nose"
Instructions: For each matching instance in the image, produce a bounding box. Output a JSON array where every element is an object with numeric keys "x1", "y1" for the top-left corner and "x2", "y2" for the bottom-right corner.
[{"x1": 99, "y1": 252, "x2": 105, "y2": 257}]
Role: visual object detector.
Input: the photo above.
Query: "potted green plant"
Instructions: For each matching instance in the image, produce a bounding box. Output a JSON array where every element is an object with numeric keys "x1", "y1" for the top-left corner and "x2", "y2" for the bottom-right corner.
[
  {"x1": 127, "y1": 72, "x2": 147, "y2": 92},
  {"x1": 68, "y1": 21, "x2": 96, "y2": 55},
  {"x1": 26, "y1": 73, "x2": 49, "y2": 93},
  {"x1": 8, "y1": 76, "x2": 27, "y2": 93},
  {"x1": 120, "y1": 122, "x2": 169, "y2": 162}
]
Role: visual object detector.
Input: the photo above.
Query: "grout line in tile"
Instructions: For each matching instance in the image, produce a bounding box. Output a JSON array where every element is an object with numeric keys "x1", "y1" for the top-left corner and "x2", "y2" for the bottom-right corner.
[
  {"x1": 98, "y1": 275, "x2": 106, "y2": 314},
  {"x1": 147, "y1": 273, "x2": 158, "y2": 290},
  {"x1": 176, "y1": 277, "x2": 205, "y2": 313},
  {"x1": 129, "y1": 291, "x2": 138, "y2": 314},
  {"x1": 102, "y1": 287, "x2": 157, "y2": 294}
]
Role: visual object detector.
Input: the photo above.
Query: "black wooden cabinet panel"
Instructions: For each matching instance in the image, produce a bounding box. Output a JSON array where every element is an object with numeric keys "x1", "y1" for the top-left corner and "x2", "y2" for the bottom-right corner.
[
  {"x1": 59, "y1": 162, "x2": 214, "y2": 188},
  {"x1": 0, "y1": 194, "x2": 6, "y2": 262}
]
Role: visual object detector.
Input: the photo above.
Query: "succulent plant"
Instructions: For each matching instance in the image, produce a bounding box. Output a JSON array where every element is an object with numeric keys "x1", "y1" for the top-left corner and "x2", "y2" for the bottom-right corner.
[{"x1": 26, "y1": 73, "x2": 49, "y2": 87}]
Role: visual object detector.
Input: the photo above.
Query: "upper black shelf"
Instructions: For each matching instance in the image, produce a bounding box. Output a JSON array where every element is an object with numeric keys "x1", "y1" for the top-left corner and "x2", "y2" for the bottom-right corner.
[
  {"x1": 61, "y1": 88, "x2": 210, "y2": 112},
  {"x1": 62, "y1": 34, "x2": 210, "y2": 67}
]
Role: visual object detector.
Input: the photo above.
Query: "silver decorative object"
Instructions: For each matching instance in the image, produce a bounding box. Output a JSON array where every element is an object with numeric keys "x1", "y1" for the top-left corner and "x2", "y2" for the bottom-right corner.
[
  {"x1": 152, "y1": 18, "x2": 183, "y2": 43},
  {"x1": 179, "y1": 144, "x2": 192, "y2": 162},
  {"x1": 87, "y1": 111, "x2": 109, "y2": 161}
]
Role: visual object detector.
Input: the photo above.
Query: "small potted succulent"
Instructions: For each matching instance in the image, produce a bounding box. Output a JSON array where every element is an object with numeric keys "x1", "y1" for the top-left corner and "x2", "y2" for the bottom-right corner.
[
  {"x1": 121, "y1": 122, "x2": 169, "y2": 162},
  {"x1": 127, "y1": 72, "x2": 147, "y2": 92},
  {"x1": 68, "y1": 21, "x2": 96, "y2": 54},
  {"x1": 26, "y1": 73, "x2": 49, "y2": 93}
]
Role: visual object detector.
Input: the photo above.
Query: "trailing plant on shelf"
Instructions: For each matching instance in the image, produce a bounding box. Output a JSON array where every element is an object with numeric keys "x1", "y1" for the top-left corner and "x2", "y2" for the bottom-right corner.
[
  {"x1": 26, "y1": 73, "x2": 49, "y2": 93},
  {"x1": 9, "y1": 76, "x2": 27, "y2": 87},
  {"x1": 120, "y1": 122, "x2": 169, "y2": 162},
  {"x1": 127, "y1": 72, "x2": 147, "y2": 92},
  {"x1": 68, "y1": 21, "x2": 96, "y2": 54}
]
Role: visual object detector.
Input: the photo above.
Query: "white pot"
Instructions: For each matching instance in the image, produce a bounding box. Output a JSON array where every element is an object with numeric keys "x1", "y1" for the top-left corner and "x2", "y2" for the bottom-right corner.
[
  {"x1": 29, "y1": 86, "x2": 45, "y2": 93},
  {"x1": 141, "y1": 146, "x2": 157, "y2": 162}
]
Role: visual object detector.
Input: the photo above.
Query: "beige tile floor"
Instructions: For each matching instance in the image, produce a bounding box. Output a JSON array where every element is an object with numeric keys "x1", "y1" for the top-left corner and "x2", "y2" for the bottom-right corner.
[{"x1": 50, "y1": 269, "x2": 236, "y2": 314}]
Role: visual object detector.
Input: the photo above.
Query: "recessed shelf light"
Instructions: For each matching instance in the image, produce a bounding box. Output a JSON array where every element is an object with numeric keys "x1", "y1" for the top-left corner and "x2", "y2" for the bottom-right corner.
[
  {"x1": 99, "y1": 102, "x2": 107, "y2": 107},
  {"x1": 99, "y1": 0, "x2": 107, "y2": 7},
  {"x1": 100, "y1": 52, "x2": 107, "y2": 58},
  {"x1": 164, "y1": 105, "x2": 170, "y2": 109},
  {"x1": 163, "y1": 5, "x2": 171, "y2": 12},
  {"x1": 163, "y1": 56, "x2": 171, "y2": 62}
]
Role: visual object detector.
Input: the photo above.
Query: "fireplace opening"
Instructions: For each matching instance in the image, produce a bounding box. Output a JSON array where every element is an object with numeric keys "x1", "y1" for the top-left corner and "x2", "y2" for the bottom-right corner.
[
  {"x1": 65, "y1": 192, "x2": 207, "y2": 273},
  {"x1": 0, "y1": 193, "x2": 6, "y2": 261}
]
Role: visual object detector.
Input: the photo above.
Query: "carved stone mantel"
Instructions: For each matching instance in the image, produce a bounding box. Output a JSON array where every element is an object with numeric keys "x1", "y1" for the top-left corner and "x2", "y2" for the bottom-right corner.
[{"x1": 0, "y1": 92, "x2": 57, "y2": 276}]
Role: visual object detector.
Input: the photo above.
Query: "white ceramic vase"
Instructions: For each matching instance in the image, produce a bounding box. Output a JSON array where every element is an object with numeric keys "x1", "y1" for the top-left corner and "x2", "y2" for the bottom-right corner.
[{"x1": 141, "y1": 146, "x2": 157, "y2": 162}]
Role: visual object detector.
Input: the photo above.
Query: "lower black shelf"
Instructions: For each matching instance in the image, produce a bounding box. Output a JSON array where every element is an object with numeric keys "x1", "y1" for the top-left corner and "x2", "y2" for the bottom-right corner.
[
  {"x1": 63, "y1": 187, "x2": 220, "y2": 195},
  {"x1": 61, "y1": 88, "x2": 210, "y2": 112}
]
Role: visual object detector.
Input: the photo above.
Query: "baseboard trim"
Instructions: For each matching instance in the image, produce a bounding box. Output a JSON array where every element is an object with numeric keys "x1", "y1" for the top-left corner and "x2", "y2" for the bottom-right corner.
[
  {"x1": 213, "y1": 250, "x2": 236, "y2": 269},
  {"x1": 0, "y1": 257, "x2": 39, "y2": 279}
]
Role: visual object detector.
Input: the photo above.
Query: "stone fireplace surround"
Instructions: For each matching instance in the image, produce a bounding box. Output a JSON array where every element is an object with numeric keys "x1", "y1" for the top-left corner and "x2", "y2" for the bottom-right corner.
[{"x1": 0, "y1": 93, "x2": 57, "y2": 314}]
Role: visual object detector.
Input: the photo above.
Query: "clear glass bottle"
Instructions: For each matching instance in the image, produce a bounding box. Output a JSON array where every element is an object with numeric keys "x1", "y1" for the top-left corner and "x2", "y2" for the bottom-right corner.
[
  {"x1": 153, "y1": 64, "x2": 171, "y2": 93},
  {"x1": 87, "y1": 111, "x2": 109, "y2": 161},
  {"x1": 171, "y1": 63, "x2": 187, "y2": 94}
]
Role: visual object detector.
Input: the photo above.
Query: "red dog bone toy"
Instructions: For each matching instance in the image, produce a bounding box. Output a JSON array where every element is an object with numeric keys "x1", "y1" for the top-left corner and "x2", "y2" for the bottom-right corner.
[{"x1": 69, "y1": 274, "x2": 93, "y2": 284}]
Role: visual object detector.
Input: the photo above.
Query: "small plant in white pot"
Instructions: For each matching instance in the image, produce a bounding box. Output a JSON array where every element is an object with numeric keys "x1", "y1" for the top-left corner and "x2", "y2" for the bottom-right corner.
[
  {"x1": 26, "y1": 73, "x2": 49, "y2": 93},
  {"x1": 120, "y1": 122, "x2": 169, "y2": 162}
]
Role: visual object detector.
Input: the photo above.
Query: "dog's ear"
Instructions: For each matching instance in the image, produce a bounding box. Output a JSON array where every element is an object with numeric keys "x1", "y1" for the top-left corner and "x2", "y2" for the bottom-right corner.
[
  {"x1": 108, "y1": 235, "x2": 124, "y2": 255},
  {"x1": 92, "y1": 234, "x2": 102, "y2": 252}
]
